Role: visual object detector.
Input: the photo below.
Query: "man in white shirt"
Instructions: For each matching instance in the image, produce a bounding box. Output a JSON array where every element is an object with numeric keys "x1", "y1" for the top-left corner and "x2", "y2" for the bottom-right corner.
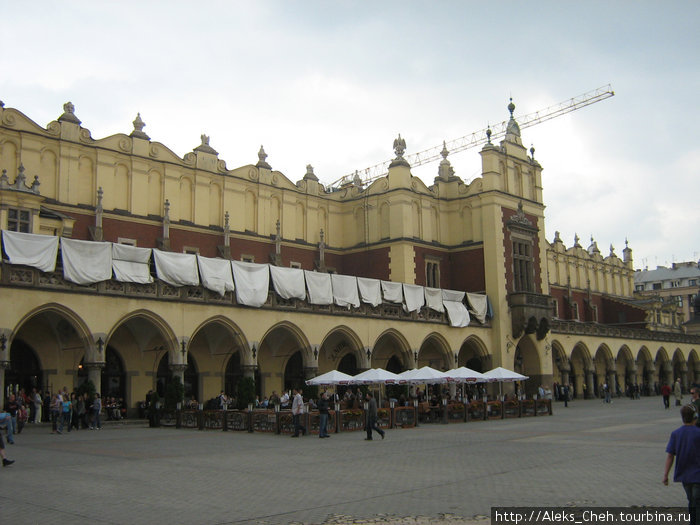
[{"x1": 291, "y1": 389, "x2": 306, "y2": 437}]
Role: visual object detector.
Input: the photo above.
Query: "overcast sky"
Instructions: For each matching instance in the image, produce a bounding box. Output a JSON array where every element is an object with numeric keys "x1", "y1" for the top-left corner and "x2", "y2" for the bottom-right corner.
[{"x1": 2, "y1": 1, "x2": 698, "y2": 270}]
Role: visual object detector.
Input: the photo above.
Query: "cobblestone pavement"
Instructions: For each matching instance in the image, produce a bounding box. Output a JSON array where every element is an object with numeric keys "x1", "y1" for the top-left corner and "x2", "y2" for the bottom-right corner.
[{"x1": 0, "y1": 396, "x2": 685, "y2": 524}]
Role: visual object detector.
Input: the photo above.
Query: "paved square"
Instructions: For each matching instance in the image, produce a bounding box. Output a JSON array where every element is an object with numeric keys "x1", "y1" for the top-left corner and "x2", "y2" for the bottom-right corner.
[{"x1": 0, "y1": 396, "x2": 686, "y2": 524}]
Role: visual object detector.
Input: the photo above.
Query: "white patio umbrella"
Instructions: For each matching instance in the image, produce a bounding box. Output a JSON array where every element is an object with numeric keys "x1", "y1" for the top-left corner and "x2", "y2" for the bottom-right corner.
[
  {"x1": 482, "y1": 366, "x2": 529, "y2": 399},
  {"x1": 349, "y1": 368, "x2": 400, "y2": 385},
  {"x1": 444, "y1": 366, "x2": 487, "y2": 383},
  {"x1": 482, "y1": 367, "x2": 529, "y2": 382},
  {"x1": 305, "y1": 370, "x2": 353, "y2": 386},
  {"x1": 400, "y1": 366, "x2": 449, "y2": 385}
]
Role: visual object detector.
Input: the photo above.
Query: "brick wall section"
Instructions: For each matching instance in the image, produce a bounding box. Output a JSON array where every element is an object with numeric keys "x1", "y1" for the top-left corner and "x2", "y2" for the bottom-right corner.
[
  {"x1": 501, "y1": 206, "x2": 542, "y2": 294},
  {"x1": 338, "y1": 248, "x2": 390, "y2": 280},
  {"x1": 447, "y1": 247, "x2": 486, "y2": 292}
]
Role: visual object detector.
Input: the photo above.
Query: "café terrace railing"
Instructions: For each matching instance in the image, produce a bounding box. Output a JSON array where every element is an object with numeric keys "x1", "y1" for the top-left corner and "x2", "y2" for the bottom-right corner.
[
  {"x1": 149, "y1": 399, "x2": 553, "y2": 434},
  {"x1": 0, "y1": 261, "x2": 490, "y2": 327}
]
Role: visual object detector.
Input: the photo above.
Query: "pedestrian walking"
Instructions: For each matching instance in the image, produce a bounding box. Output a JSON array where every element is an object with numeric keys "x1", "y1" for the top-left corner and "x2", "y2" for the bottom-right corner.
[
  {"x1": 364, "y1": 392, "x2": 385, "y2": 441},
  {"x1": 0, "y1": 431, "x2": 14, "y2": 467},
  {"x1": 663, "y1": 405, "x2": 700, "y2": 525},
  {"x1": 662, "y1": 383, "x2": 672, "y2": 409},
  {"x1": 318, "y1": 391, "x2": 330, "y2": 438},
  {"x1": 291, "y1": 388, "x2": 306, "y2": 437}
]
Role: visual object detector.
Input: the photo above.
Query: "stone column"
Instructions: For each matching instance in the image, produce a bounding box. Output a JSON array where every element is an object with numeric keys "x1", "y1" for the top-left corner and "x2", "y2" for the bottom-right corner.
[
  {"x1": 664, "y1": 362, "x2": 674, "y2": 386},
  {"x1": 680, "y1": 366, "x2": 688, "y2": 393},
  {"x1": 607, "y1": 370, "x2": 616, "y2": 396},
  {"x1": 169, "y1": 363, "x2": 187, "y2": 389},
  {"x1": 585, "y1": 370, "x2": 595, "y2": 399},
  {"x1": 242, "y1": 365, "x2": 257, "y2": 380},
  {"x1": 85, "y1": 362, "x2": 104, "y2": 393},
  {"x1": 303, "y1": 367, "x2": 318, "y2": 380},
  {"x1": 0, "y1": 360, "x2": 10, "y2": 402}
]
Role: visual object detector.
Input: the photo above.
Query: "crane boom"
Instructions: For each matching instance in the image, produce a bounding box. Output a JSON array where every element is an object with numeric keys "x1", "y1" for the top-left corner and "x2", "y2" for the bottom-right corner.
[{"x1": 330, "y1": 84, "x2": 614, "y2": 188}]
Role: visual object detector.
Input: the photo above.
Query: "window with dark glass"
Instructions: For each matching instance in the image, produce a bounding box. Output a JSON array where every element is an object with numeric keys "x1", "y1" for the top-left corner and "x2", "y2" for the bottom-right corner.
[
  {"x1": 426, "y1": 261, "x2": 440, "y2": 288},
  {"x1": 7, "y1": 208, "x2": 31, "y2": 233},
  {"x1": 512, "y1": 240, "x2": 534, "y2": 292}
]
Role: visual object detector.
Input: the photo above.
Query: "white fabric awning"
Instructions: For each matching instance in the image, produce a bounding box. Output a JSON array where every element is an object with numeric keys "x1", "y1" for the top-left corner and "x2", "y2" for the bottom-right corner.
[
  {"x1": 442, "y1": 288, "x2": 470, "y2": 327},
  {"x1": 403, "y1": 283, "x2": 425, "y2": 313},
  {"x1": 331, "y1": 274, "x2": 360, "y2": 309},
  {"x1": 466, "y1": 292, "x2": 489, "y2": 324},
  {"x1": 424, "y1": 287, "x2": 444, "y2": 313},
  {"x1": 357, "y1": 277, "x2": 382, "y2": 307},
  {"x1": 197, "y1": 255, "x2": 234, "y2": 296},
  {"x1": 381, "y1": 280, "x2": 403, "y2": 303},
  {"x1": 231, "y1": 260, "x2": 269, "y2": 307},
  {"x1": 305, "y1": 270, "x2": 333, "y2": 305},
  {"x1": 153, "y1": 249, "x2": 199, "y2": 287},
  {"x1": 269, "y1": 265, "x2": 306, "y2": 300},
  {"x1": 2, "y1": 230, "x2": 58, "y2": 272},
  {"x1": 112, "y1": 243, "x2": 153, "y2": 284},
  {"x1": 61, "y1": 237, "x2": 112, "y2": 285}
]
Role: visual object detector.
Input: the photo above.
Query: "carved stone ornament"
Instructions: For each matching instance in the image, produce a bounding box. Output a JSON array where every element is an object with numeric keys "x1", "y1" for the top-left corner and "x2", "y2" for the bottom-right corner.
[
  {"x1": 130, "y1": 113, "x2": 150, "y2": 140},
  {"x1": 510, "y1": 201, "x2": 532, "y2": 227},
  {"x1": 193, "y1": 134, "x2": 218, "y2": 155},
  {"x1": 58, "y1": 101, "x2": 82, "y2": 125}
]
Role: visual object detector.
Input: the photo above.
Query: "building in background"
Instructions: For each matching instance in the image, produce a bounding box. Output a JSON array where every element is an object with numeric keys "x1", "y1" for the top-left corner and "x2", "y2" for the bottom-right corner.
[
  {"x1": 634, "y1": 262, "x2": 700, "y2": 326},
  {"x1": 0, "y1": 99, "x2": 697, "y2": 413}
]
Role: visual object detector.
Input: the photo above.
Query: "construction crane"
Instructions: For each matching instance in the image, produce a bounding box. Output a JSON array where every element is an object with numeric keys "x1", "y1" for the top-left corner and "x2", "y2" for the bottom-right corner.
[{"x1": 329, "y1": 84, "x2": 615, "y2": 189}]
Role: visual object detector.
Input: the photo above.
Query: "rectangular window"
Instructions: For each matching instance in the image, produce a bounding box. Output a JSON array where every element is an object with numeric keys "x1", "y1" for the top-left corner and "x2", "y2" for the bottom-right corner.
[
  {"x1": 117, "y1": 238, "x2": 137, "y2": 246},
  {"x1": 183, "y1": 246, "x2": 199, "y2": 255},
  {"x1": 426, "y1": 260, "x2": 440, "y2": 288},
  {"x1": 551, "y1": 299, "x2": 559, "y2": 318},
  {"x1": 591, "y1": 305, "x2": 598, "y2": 323},
  {"x1": 7, "y1": 208, "x2": 31, "y2": 233},
  {"x1": 289, "y1": 261, "x2": 301, "y2": 269},
  {"x1": 652, "y1": 283, "x2": 662, "y2": 290},
  {"x1": 512, "y1": 240, "x2": 534, "y2": 292},
  {"x1": 572, "y1": 302, "x2": 579, "y2": 321},
  {"x1": 635, "y1": 284, "x2": 644, "y2": 292},
  {"x1": 689, "y1": 280, "x2": 697, "y2": 286},
  {"x1": 241, "y1": 255, "x2": 255, "y2": 263}
]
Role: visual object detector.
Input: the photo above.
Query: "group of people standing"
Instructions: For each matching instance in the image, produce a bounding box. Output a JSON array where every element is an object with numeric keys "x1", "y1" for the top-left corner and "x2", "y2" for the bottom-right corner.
[{"x1": 48, "y1": 388, "x2": 103, "y2": 434}]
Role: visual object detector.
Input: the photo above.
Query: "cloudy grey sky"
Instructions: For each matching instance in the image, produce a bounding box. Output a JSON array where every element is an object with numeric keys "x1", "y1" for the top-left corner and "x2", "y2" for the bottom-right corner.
[{"x1": 2, "y1": 1, "x2": 698, "y2": 270}]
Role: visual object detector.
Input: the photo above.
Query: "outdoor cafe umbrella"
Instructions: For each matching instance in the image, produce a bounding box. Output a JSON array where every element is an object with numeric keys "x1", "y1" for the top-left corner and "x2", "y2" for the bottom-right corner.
[
  {"x1": 349, "y1": 368, "x2": 400, "y2": 406},
  {"x1": 397, "y1": 366, "x2": 449, "y2": 385},
  {"x1": 349, "y1": 368, "x2": 400, "y2": 385},
  {"x1": 305, "y1": 370, "x2": 353, "y2": 386},
  {"x1": 444, "y1": 366, "x2": 487, "y2": 383},
  {"x1": 482, "y1": 366, "x2": 529, "y2": 399}
]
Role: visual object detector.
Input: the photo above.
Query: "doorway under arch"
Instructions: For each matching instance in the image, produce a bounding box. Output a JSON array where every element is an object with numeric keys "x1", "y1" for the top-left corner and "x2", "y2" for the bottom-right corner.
[{"x1": 5, "y1": 339, "x2": 43, "y2": 394}]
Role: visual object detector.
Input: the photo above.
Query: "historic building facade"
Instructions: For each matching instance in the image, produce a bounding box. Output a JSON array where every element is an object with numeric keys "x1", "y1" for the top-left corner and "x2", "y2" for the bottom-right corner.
[{"x1": 0, "y1": 100, "x2": 698, "y2": 413}]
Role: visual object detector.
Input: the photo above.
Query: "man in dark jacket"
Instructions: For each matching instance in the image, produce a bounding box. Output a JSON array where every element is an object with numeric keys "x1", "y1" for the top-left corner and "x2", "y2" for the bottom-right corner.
[
  {"x1": 364, "y1": 392, "x2": 385, "y2": 441},
  {"x1": 317, "y1": 392, "x2": 331, "y2": 438}
]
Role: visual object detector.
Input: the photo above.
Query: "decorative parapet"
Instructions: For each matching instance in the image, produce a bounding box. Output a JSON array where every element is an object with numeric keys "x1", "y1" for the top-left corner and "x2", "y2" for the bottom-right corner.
[
  {"x1": 0, "y1": 261, "x2": 493, "y2": 328},
  {"x1": 550, "y1": 319, "x2": 700, "y2": 344}
]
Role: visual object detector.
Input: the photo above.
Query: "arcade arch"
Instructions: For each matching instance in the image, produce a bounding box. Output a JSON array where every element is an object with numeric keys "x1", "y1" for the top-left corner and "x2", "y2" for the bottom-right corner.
[
  {"x1": 9, "y1": 304, "x2": 92, "y2": 393},
  {"x1": 513, "y1": 336, "x2": 541, "y2": 397},
  {"x1": 257, "y1": 322, "x2": 311, "y2": 398},
  {"x1": 372, "y1": 329, "x2": 411, "y2": 373},
  {"x1": 318, "y1": 326, "x2": 364, "y2": 375},
  {"x1": 456, "y1": 335, "x2": 489, "y2": 372},
  {"x1": 417, "y1": 333, "x2": 452, "y2": 371}
]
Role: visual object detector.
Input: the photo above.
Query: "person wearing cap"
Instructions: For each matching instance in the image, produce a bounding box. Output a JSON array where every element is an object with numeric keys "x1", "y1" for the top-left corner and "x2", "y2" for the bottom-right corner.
[{"x1": 663, "y1": 405, "x2": 700, "y2": 525}]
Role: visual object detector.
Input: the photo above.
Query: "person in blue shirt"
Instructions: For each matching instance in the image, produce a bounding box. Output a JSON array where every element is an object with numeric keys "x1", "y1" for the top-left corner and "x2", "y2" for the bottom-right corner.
[{"x1": 663, "y1": 405, "x2": 700, "y2": 525}]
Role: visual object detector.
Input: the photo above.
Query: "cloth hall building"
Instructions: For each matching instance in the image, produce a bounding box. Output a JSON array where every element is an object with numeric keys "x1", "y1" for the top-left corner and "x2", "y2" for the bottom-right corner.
[{"x1": 0, "y1": 100, "x2": 698, "y2": 414}]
